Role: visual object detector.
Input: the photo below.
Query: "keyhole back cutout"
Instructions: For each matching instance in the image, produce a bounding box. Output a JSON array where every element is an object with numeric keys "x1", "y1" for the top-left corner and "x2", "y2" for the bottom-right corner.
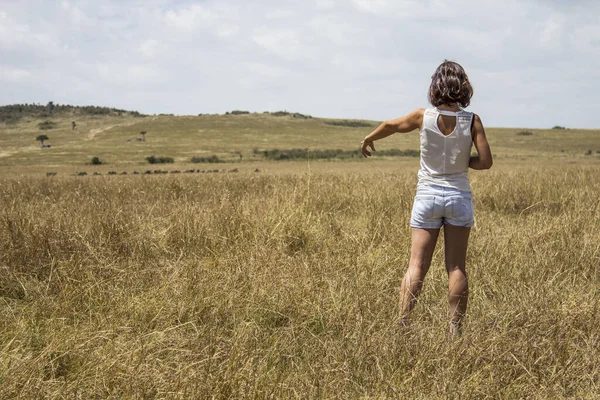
[{"x1": 436, "y1": 114, "x2": 457, "y2": 136}]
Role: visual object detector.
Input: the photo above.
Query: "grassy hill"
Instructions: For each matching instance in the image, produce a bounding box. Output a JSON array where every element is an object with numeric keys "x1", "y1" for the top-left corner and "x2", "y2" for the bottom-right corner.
[{"x1": 0, "y1": 104, "x2": 599, "y2": 174}]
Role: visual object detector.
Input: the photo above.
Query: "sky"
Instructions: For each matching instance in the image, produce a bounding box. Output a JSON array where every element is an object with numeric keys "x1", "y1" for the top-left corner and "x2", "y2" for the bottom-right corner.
[{"x1": 1, "y1": 0, "x2": 599, "y2": 129}]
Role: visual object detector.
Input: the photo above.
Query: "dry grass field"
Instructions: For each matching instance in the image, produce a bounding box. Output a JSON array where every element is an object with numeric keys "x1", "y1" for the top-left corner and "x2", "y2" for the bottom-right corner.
[{"x1": 1, "y1": 111, "x2": 600, "y2": 398}]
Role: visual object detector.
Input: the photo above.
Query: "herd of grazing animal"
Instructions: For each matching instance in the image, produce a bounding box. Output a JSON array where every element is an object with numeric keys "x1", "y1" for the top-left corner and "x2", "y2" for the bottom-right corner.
[{"x1": 45, "y1": 168, "x2": 261, "y2": 177}]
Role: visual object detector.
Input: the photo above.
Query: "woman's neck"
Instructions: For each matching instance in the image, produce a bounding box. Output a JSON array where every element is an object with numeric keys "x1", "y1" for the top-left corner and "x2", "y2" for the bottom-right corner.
[{"x1": 437, "y1": 103, "x2": 461, "y2": 112}]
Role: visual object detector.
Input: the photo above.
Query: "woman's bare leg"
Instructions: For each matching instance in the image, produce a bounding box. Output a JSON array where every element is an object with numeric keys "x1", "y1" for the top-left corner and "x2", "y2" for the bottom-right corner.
[
  {"x1": 443, "y1": 224, "x2": 471, "y2": 336},
  {"x1": 400, "y1": 228, "x2": 440, "y2": 323}
]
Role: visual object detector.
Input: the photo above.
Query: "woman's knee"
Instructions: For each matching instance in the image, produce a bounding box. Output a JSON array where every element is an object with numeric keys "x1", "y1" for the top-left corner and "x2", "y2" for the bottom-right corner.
[
  {"x1": 406, "y1": 260, "x2": 431, "y2": 281},
  {"x1": 410, "y1": 256, "x2": 431, "y2": 270}
]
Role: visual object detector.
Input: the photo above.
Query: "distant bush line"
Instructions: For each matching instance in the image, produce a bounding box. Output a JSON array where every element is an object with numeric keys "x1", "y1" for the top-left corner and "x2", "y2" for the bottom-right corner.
[
  {"x1": 517, "y1": 131, "x2": 533, "y2": 136},
  {"x1": 188, "y1": 149, "x2": 418, "y2": 163},
  {"x1": 0, "y1": 102, "x2": 145, "y2": 123},
  {"x1": 226, "y1": 110, "x2": 250, "y2": 115},
  {"x1": 252, "y1": 148, "x2": 418, "y2": 161},
  {"x1": 191, "y1": 155, "x2": 225, "y2": 163},
  {"x1": 324, "y1": 120, "x2": 374, "y2": 128},
  {"x1": 146, "y1": 156, "x2": 174, "y2": 164},
  {"x1": 268, "y1": 111, "x2": 312, "y2": 119},
  {"x1": 38, "y1": 121, "x2": 57, "y2": 130},
  {"x1": 223, "y1": 110, "x2": 314, "y2": 119}
]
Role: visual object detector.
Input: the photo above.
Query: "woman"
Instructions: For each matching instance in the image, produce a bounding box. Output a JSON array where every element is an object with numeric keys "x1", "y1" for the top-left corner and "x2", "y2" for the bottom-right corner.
[{"x1": 360, "y1": 60, "x2": 493, "y2": 337}]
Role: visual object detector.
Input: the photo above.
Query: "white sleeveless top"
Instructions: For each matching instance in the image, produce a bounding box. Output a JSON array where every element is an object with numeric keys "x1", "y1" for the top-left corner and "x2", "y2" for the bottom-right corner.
[{"x1": 417, "y1": 108, "x2": 474, "y2": 192}]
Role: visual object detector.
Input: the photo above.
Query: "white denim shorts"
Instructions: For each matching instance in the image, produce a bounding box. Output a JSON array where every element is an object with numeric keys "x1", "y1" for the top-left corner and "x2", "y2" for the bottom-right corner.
[{"x1": 410, "y1": 185, "x2": 474, "y2": 229}]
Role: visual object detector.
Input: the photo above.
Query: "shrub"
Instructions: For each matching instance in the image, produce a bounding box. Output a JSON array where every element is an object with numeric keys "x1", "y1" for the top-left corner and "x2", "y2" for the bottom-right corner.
[
  {"x1": 229, "y1": 110, "x2": 250, "y2": 115},
  {"x1": 90, "y1": 157, "x2": 103, "y2": 165},
  {"x1": 325, "y1": 120, "x2": 374, "y2": 128},
  {"x1": 584, "y1": 150, "x2": 592, "y2": 156},
  {"x1": 38, "y1": 121, "x2": 57, "y2": 130},
  {"x1": 291, "y1": 112, "x2": 312, "y2": 119},
  {"x1": 146, "y1": 156, "x2": 174, "y2": 164},
  {"x1": 191, "y1": 155, "x2": 224, "y2": 163},
  {"x1": 517, "y1": 131, "x2": 533, "y2": 136},
  {"x1": 268, "y1": 111, "x2": 312, "y2": 119},
  {"x1": 552, "y1": 125, "x2": 566, "y2": 130}
]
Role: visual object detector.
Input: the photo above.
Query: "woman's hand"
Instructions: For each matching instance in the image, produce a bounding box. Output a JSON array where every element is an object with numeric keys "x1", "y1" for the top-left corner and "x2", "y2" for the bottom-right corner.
[{"x1": 361, "y1": 139, "x2": 376, "y2": 158}]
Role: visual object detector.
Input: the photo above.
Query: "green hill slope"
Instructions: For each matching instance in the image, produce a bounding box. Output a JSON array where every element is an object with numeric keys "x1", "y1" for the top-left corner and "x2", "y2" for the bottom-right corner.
[{"x1": 0, "y1": 105, "x2": 598, "y2": 172}]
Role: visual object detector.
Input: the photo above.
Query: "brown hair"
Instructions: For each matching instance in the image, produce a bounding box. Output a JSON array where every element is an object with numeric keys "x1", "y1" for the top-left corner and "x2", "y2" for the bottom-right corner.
[{"x1": 428, "y1": 60, "x2": 473, "y2": 108}]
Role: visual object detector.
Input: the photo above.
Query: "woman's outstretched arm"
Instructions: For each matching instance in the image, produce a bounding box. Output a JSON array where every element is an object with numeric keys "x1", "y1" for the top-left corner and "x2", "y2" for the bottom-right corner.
[{"x1": 361, "y1": 108, "x2": 424, "y2": 157}]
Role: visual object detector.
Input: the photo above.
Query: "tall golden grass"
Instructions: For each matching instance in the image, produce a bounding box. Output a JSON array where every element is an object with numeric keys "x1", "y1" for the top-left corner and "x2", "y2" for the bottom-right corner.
[{"x1": 1, "y1": 165, "x2": 599, "y2": 398}]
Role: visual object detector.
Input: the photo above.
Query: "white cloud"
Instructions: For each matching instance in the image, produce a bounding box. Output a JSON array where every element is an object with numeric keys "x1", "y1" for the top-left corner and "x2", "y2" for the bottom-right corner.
[
  {"x1": 60, "y1": 1, "x2": 92, "y2": 26},
  {"x1": 570, "y1": 24, "x2": 600, "y2": 54},
  {"x1": 0, "y1": 14, "x2": 51, "y2": 51},
  {"x1": 1, "y1": 67, "x2": 35, "y2": 83},
  {"x1": 164, "y1": 3, "x2": 239, "y2": 37},
  {"x1": 138, "y1": 39, "x2": 165, "y2": 58},
  {"x1": 96, "y1": 63, "x2": 165, "y2": 86},
  {"x1": 352, "y1": 0, "x2": 455, "y2": 19},
  {"x1": 308, "y1": 15, "x2": 356, "y2": 46},
  {"x1": 314, "y1": 0, "x2": 339, "y2": 10},
  {"x1": 252, "y1": 28, "x2": 305, "y2": 61},
  {"x1": 165, "y1": 5, "x2": 214, "y2": 31},
  {"x1": 265, "y1": 9, "x2": 293, "y2": 20},
  {"x1": 538, "y1": 15, "x2": 564, "y2": 48}
]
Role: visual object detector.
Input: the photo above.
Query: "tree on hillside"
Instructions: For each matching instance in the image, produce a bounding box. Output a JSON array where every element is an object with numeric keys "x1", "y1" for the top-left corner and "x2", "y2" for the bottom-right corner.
[
  {"x1": 36, "y1": 134, "x2": 49, "y2": 147},
  {"x1": 140, "y1": 131, "x2": 147, "y2": 141}
]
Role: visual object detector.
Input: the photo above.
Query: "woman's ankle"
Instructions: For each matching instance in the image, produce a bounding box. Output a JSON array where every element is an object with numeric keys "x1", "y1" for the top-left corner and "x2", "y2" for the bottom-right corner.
[{"x1": 449, "y1": 320, "x2": 463, "y2": 338}]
